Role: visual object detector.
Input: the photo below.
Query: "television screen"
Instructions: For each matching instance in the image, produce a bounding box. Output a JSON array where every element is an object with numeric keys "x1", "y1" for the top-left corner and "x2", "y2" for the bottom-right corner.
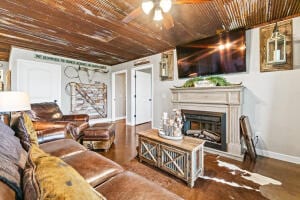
[{"x1": 176, "y1": 30, "x2": 246, "y2": 78}]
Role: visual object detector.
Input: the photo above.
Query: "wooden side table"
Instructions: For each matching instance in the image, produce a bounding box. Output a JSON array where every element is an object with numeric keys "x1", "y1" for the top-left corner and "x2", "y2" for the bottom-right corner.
[{"x1": 138, "y1": 129, "x2": 205, "y2": 187}]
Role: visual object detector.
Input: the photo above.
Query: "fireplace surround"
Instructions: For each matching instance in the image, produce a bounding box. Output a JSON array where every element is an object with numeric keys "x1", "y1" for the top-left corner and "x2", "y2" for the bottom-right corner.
[{"x1": 171, "y1": 86, "x2": 244, "y2": 160}]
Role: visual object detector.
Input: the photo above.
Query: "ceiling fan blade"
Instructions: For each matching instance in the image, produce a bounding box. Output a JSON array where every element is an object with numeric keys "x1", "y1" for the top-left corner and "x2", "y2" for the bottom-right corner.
[
  {"x1": 163, "y1": 13, "x2": 174, "y2": 30},
  {"x1": 174, "y1": 0, "x2": 212, "y2": 4},
  {"x1": 122, "y1": 7, "x2": 142, "y2": 23}
]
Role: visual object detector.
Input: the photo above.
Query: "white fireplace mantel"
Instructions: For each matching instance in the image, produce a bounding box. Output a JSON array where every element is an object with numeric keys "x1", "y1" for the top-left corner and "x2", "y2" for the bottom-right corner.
[{"x1": 171, "y1": 86, "x2": 244, "y2": 160}]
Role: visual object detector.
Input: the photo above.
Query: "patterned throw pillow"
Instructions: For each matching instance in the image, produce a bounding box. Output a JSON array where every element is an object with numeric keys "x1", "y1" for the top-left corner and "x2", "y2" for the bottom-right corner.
[
  {"x1": 23, "y1": 145, "x2": 106, "y2": 200},
  {"x1": 22, "y1": 148, "x2": 40, "y2": 200},
  {"x1": 12, "y1": 112, "x2": 39, "y2": 151}
]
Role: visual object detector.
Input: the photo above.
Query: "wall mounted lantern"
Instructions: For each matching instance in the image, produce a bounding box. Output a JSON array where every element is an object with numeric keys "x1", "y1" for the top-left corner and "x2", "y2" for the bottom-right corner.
[
  {"x1": 160, "y1": 50, "x2": 174, "y2": 81},
  {"x1": 266, "y1": 23, "x2": 286, "y2": 65},
  {"x1": 160, "y1": 54, "x2": 169, "y2": 79}
]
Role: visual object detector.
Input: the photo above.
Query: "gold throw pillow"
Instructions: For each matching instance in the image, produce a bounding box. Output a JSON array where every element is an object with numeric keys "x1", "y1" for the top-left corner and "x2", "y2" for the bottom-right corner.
[{"x1": 27, "y1": 145, "x2": 106, "y2": 200}]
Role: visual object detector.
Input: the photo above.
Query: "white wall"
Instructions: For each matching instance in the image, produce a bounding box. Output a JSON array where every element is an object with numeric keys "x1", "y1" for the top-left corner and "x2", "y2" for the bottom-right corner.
[
  {"x1": 115, "y1": 73, "x2": 126, "y2": 118},
  {"x1": 9, "y1": 47, "x2": 112, "y2": 117},
  {"x1": 112, "y1": 17, "x2": 300, "y2": 162},
  {"x1": 112, "y1": 55, "x2": 162, "y2": 125}
]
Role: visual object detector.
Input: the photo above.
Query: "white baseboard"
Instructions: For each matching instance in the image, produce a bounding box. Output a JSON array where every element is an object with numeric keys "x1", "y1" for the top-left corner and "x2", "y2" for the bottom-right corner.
[
  {"x1": 256, "y1": 148, "x2": 300, "y2": 164},
  {"x1": 126, "y1": 121, "x2": 134, "y2": 126}
]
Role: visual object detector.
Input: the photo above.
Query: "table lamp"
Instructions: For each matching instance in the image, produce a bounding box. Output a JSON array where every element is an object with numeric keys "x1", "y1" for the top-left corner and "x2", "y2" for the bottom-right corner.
[{"x1": 0, "y1": 91, "x2": 31, "y2": 125}]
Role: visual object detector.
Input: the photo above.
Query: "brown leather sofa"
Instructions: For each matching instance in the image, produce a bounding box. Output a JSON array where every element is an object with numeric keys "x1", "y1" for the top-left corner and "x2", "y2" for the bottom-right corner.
[
  {"x1": 28, "y1": 102, "x2": 90, "y2": 141},
  {"x1": 1, "y1": 125, "x2": 182, "y2": 200}
]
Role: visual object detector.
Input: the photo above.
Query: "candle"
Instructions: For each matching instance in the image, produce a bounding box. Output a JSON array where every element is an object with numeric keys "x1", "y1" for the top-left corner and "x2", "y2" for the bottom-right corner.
[
  {"x1": 163, "y1": 112, "x2": 168, "y2": 119},
  {"x1": 273, "y1": 50, "x2": 281, "y2": 61}
]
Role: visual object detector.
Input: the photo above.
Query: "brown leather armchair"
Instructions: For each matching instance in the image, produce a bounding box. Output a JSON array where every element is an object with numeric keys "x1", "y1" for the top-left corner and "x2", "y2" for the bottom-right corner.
[{"x1": 27, "y1": 102, "x2": 89, "y2": 142}]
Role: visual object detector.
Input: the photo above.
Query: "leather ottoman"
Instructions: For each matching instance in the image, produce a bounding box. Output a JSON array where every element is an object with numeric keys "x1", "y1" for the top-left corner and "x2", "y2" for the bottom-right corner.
[{"x1": 82, "y1": 123, "x2": 115, "y2": 151}]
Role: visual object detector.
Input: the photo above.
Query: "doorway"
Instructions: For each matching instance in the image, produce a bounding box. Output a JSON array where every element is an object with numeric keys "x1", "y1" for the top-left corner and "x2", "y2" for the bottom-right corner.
[
  {"x1": 131, "y1": 65, "x2": 153, "y2": 126},
  {"x1": 15, "y1": 59, "x2": 62, "y2": 106},
  {"x1": 112, "y1": 70, "x2": 127, "y2": 121}
]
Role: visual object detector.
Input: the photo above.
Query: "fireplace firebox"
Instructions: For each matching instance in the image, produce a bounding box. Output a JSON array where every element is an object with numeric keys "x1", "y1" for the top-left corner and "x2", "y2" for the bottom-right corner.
[{"x1": 182, "y1": 110, "x2": 226, "y2": 151}]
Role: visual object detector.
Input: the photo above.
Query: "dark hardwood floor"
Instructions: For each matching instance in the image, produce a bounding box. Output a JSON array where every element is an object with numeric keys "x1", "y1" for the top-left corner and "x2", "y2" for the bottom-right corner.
[
  {"x1": 99, "y1": 120, "x2": 300, "y2": 200},
  {"x1": 99, "y1": 120, "x2": 151, "y2": 164}
]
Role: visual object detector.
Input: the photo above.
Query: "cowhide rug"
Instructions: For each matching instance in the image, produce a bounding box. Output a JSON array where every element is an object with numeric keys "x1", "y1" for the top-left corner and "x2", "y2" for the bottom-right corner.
[{"x1": 122, "y1": 154, "x2": 298, "y2": 200}]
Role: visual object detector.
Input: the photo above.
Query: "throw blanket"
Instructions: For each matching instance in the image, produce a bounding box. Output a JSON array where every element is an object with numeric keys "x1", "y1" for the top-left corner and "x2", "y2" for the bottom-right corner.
[
  {"x1": 0, "y1": 154, "x2": 23, "y2": 200},
  {"x1": 0, "y1": 120, "x2": 28, "y2": 200}
]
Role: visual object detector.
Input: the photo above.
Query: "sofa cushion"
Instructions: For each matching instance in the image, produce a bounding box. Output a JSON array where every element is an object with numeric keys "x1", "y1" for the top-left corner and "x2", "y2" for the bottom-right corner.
[
  {"x1": 12, "y1": 113, "x2": 38, "y2": 151},
  {"x1": 28, "y1": 102, "x2": 63, "y2": 121},
  {"x1": 40, "y1": 139, "x2": 86, "y2": 158},
  {"x1": 0, "y1": 181, "x2": 15, "y2": 200},
  {"x1": 96, "y1": 171, "x2": 183, "y2": 200},
  {"x1": 63, "y1": 151, "x2": 124, "y2": 187},
  {"x1": 25, "y1": 144, "x2": 106, "y2": 200},
  {"x1": 36, "y1": 127, "x2": 67, "y2": 144}
]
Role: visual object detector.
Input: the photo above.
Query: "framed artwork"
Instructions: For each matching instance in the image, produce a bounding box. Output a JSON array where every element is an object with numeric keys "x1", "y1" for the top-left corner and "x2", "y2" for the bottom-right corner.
[
  {"x1": 70, "y1": 82, "x2": 107, "y2": 118},
  {"x1": 0, "y1": 69, "x2": 3, "y2": 91},
  {"x1": 240, "y1": 115, "x2": 257, "y2": 161},
  {"x1": 260, "y1": 19, "x2": 293, "y2": 72},
  {"x1": 0, "y1": 69, "x2": 3, "y2": 82},
  {"x1": 5, "y1": 70, "x2": 11, "y2": 91}
]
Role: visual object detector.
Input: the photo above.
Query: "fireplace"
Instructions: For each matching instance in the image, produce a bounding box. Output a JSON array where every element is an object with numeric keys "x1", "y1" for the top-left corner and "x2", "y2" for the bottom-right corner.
[
  {"x1": 171, "y1": 86, "x2": 244, "y2": 160},
  {"x1": 182, "y1": 110, "x2": 226, "y2": 151}
]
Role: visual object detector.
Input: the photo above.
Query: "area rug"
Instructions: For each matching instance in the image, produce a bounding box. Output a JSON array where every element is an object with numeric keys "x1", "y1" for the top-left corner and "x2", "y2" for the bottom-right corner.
[{"x1": 122, "y1": 154, "x2": 290, "y2": 200}]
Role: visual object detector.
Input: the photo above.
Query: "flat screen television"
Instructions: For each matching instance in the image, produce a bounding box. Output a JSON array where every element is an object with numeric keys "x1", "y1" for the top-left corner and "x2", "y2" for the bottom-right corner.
[{"x1": 176, "y1": 30, "x2": 246, "y2": 78}]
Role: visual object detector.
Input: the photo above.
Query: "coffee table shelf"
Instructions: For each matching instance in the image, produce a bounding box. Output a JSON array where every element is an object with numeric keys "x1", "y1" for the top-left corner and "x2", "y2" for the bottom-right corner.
[{"x1": 138, "y1": 129, "x2": 205, "y2": 187}]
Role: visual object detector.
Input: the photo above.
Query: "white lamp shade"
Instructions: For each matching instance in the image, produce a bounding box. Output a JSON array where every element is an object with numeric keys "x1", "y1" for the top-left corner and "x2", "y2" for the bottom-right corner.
[{"x1": 0, "y1": 92, "x2": 31, "y2": 112}]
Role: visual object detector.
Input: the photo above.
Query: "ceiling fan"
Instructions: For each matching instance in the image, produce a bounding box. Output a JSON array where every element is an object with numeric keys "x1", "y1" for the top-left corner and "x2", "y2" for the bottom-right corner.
[{"x1": 122, "y1": 0, "x2": 212, "y2": 30}]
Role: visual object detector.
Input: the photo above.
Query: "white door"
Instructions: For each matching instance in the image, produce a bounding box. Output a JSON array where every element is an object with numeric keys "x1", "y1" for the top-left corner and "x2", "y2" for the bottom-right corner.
[
  {"x1": 135, "y1": 70, "x2": 151, "y2": 125},
  {"x1": 16, "y1": 59, "x2": 62, "y2": 106}
]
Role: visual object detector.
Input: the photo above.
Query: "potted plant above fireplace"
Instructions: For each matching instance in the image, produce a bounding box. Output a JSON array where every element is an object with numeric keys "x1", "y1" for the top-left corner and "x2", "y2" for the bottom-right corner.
[{"x1": 182, "y1": 76, "x2": 233, "y2": 88}]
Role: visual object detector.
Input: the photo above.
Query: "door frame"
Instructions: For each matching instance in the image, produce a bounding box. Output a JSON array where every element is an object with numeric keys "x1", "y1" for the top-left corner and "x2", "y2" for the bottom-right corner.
[
  {"x1": 131, "y1": 64, "x2": 154, "y2": 127},
  {"x1": 111, "y1": 70, "x2": 127, "y2": 122}
]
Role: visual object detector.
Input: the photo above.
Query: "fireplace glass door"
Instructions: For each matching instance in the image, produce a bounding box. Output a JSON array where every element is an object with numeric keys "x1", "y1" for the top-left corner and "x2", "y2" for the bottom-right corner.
[{"x1": 182, "y1": 110, "x2": 226, "y2": 151}]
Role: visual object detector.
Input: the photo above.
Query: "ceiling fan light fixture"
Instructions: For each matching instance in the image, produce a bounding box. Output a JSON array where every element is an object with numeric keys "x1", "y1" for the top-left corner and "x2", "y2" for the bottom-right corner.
[
  {"x1": 142, "y1": 0, "x2": 154, "y2": 15},
  {"x1": 160, "y1": 0, "x2": 172, "y2": 13},
  {"x1": 153, "y1": 7, "x2": 163, "y2": 21}
]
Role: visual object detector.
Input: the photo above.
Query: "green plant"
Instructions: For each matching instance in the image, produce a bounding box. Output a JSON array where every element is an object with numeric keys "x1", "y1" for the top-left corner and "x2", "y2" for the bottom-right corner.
[
  {"x1": 182, "y1": 76, "x2": 231, "y2": 87},
  {"x1": 205, "y1": 76, "x2": 230, "y2": 86},
  {"x1": 183, "y1": 76, "x2": 204, "y2": 87}
]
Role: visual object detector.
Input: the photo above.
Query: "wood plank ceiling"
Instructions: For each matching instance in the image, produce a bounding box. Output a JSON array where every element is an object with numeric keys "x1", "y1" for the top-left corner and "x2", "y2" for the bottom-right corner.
[{"x1": 0, "y1": 0, "x2": 299, "y2": 65}]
